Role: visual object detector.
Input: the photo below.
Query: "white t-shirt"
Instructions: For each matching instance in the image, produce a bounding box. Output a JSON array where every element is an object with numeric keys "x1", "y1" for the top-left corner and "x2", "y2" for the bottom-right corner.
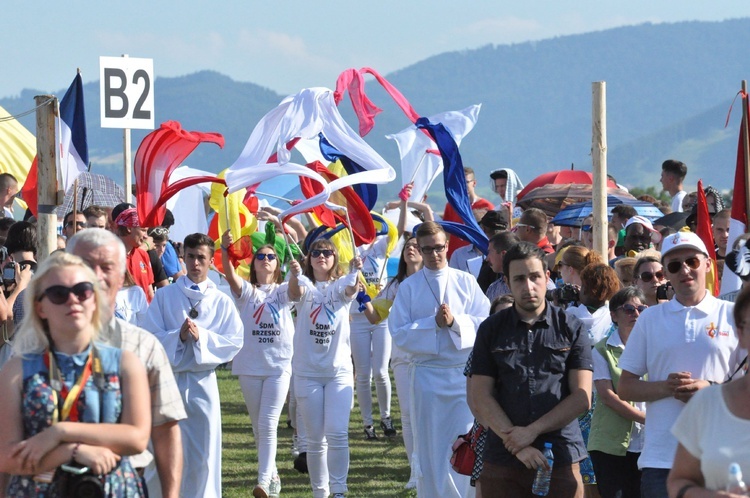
[
  {"x1": 592, "y1": 329, "x2": 646, "y2": 453},
  {"x1": 231, "y1": 281, "x2": 294, "y2": 376},
  {"x1": 671, "y1": 384, "x2": 750, "y2": 490},
  {"x1": 618, "y1": 293, "x2": 740, "y2": 469},
  {"x1": 352, "y1": 235, "x2": 389, "y2": 329},
  {"x1": 671, "y1": 190, "x2": 687, "y2": 213},
  {"x1": 293, "y1": 277, "x2": 356, "y2": 377},
  {"x1": 115, "y1": 285, "x2": 149, "y2": 327},
  {"x1": 566, "y1": 304, "x2": 612, "y2": 346}
]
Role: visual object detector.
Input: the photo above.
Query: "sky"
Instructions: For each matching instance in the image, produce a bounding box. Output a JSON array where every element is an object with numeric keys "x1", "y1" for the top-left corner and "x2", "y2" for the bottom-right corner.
[{"x1": 3, "y1": 1, "x2": 750, "y2": 100}]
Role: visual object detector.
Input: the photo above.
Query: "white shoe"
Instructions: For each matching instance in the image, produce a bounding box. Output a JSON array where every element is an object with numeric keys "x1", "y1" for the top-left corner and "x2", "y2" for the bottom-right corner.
[{"x1": 268, "y1": 474, "x2": 281, "y2": 498}]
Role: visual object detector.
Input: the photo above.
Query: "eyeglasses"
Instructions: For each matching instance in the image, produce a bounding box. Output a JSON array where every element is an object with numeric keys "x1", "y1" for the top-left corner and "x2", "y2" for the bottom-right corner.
[
  {"x1": 37, "y1": 282, "x2": 95, "y2": 305},
  {"x1": 581, "y1": 224, "x2": 593, "y2": 232},
  {"x1": 65, "y1": 221, "x2": 86, "y2": 229},
  {"x1": 638, "y1": 270, "x2": 665, "y2": 283},
  {"x1": 255, "y1": 253, "x2": 277, "y2": 261},
  {"x1": 419, "y1": 244, "x2": 447, "y2": 255},
  {"x1": 666, "y1": 257, "x2": 703, "y2": 274},
  {"x1": 310, "y1": 249, "x2": 334, "y2": 258},
  {"x1": 617, "y1": 303, "x2": 649, "y2": 315}
]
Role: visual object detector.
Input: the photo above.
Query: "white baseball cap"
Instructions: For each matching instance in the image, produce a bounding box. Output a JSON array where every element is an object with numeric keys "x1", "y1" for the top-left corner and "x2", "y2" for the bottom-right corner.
[
  {"x1": 660, "y1": 231, "x2": 709, "y2": 260},
  {"x1": 625, "y1": 215, "x2": 662, "y2": 244}
]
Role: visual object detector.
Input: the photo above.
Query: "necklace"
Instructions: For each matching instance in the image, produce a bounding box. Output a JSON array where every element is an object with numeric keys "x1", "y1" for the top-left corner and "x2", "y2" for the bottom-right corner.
[
  {"x1": 422, "y1": 271, "x2": 443, "y2": 307},
  {"x1": 187, "y1": 297, "x2": 202, "y2": 318}
]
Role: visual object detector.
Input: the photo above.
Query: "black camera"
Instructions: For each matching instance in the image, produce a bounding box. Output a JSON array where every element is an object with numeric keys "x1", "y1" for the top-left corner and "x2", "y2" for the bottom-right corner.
[
  {"x1": 58, "y1": 464, "x2": 104, "y2": 498},
  {"x1": 656, "y1": 281, "x2": 673, "y2": 301},
  {"x1": 546, "y1": 283, "x2": 580, "y2": 305}
]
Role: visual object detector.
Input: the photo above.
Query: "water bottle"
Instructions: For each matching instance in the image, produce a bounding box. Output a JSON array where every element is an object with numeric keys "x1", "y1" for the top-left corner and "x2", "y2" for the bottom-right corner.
[
  {"x1": 727, "y1": 462, "x2": 749, "y2": 495},
  {"x1": 532, "y1": 442, "x2": 554, "y2": 496}
]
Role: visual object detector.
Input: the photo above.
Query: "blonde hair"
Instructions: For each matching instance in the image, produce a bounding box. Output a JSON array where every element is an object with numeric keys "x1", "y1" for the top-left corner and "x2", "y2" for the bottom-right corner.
[
  {"x1": 562, "y1": 246, "x2": 603, "y2": 273},
  {"x1": 13, "y1": 252, "x2": 107, "y2": 356}
]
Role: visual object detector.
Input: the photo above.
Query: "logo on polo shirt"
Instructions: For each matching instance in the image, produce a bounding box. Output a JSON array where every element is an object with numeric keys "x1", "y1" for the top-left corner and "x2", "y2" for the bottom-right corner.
[
  {"x1": 706, "y1": 322, "x2": 729, "y2": 338},
  {"x1": 139, "y1": 261, "x2": 147, "y2": 273}
]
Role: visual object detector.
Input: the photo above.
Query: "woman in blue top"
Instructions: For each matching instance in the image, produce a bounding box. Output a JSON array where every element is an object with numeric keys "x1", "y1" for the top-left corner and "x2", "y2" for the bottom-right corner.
[{"x1": 0, "y1": 252, "x2": 150, "y2": 497}]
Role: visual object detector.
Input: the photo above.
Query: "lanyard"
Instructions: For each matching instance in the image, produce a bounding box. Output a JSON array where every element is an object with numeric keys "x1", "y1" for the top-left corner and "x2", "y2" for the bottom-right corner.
[{"x1": 44, "y1": 347, "x2": 99, "y2": 422}]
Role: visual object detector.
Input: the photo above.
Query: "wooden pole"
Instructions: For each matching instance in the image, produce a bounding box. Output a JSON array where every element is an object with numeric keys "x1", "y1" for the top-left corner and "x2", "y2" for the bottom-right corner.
[
  {"x1": 591, "y1": 82, "x2": 608, "y2": 259},
  {"x1": 35, "y1": 95, "x2": 59, "y2": 262},
  {"x1": 742, "y1": 80, "x2": 750, "y2": 222}
]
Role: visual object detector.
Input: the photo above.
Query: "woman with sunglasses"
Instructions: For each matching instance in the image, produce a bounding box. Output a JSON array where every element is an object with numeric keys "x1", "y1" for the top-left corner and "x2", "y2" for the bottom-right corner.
[
  {"x1": 288, "y1": 239, "x2": 362, "y2": 498},
  {"x1": 632, "y1": 253, "x2": 668, "y2": 306},
  {"x1": 0, "y1": 252, "x2": 150, "y2": 496},
  {"x1": 221, "y1": 232, "x2": 296, "y2": 498},
  {"x1": 588, "y1": 287, "x2": 648, "y2": 498}
]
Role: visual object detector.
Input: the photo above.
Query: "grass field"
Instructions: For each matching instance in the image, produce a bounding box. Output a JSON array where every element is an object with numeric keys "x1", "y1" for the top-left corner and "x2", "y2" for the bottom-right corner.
[{"x1": 217, "y1": 368, "x2": 418, "y2": 497}]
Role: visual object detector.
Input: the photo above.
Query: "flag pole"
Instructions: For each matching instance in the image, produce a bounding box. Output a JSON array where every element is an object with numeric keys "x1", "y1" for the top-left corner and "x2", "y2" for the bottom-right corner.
[
  {"x1": 591, "y1": 81, "x2": 608, "y2": 259},
  {"x1": 742, "y1": 80, "x2": 750, "y2": 223},
  {"x1": 35, "y1": 95, "x2": 59, "y2": 263},
  {"x1": 408, "y1": 150, "x2": 430, "y2": 185}
]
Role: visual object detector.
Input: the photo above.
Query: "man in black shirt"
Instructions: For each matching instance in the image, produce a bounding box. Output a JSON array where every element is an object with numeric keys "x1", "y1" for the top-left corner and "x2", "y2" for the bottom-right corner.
[{"x1": 469, "y1": 242, "x2": 593, "y2": 498}]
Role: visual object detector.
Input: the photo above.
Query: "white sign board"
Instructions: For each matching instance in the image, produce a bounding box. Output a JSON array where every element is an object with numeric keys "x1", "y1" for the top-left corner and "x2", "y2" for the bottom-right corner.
[{"x1": 99, "y1": 56, "x2": 155, "y2": 129}]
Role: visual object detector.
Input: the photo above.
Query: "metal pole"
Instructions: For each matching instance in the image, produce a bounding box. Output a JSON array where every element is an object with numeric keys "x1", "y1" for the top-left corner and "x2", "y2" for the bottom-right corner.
[
  {"x1": 35, "y1": 95, "x2": 59, "y2": 262},
  {"x1": 591, "y1": 82, "x2": 608, "y2": 258}
]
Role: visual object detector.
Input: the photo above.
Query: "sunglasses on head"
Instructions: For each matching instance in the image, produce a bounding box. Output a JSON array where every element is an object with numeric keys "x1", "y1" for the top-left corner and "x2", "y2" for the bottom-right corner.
[
  {"x1": 581, "y1": 224, "x2": 593, "y2": 232},
  {"x1": 666, "y1": 256, "x2": 702, "y2": 274},
  {"x1": 419, "y1": 244, "x2": 447, "y2": 255},
  {"x1": 310, "y1": 249, "x2": 334, "y2": 258},
  {"x1": 148, "y1": 227, "x2": 169, "y2": 237},
  {"x1": 617, "y1": 303, "x2": 648, "y2": 315},
  {"x1": 255, "y1": 253, "x2": 277, "y2": 261},
  {"x1": 37, "y1": 282, "x2": 95, "y2": 305},
  {"x1": 638, "y1": 270, "x2": 664, "y2": 283}
]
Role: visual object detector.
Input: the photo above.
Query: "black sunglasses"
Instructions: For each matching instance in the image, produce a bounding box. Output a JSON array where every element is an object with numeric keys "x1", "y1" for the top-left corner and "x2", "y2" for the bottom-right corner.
[
  {"x1": 617, "y1": 303, "x2": 648, "y2": 315},
  {"x1": 420, "y1": 244, "x2": 447, "y2": 255},
  {"x1": 255, "y1": 253, "x2": 277, "y2": 261},
  {"x1": 310, "y1": 249, "x2": 334, "y2": 258},
  {"x1": 37, "y1": 282, "x2": 95, "y2": 305},
  {"x1": 666, "y1": 257, "x2": 702, "y2": 274},
  {"x1": 638, "y1": 270, "x2": 664, "y2": 283}
]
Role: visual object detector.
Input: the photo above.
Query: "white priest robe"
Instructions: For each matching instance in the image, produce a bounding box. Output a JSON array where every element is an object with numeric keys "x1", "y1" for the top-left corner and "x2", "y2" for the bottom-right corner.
[
  {"x1": 388, "y1": 266, "x2": 490, "y2": 498},
  {"x1": 144, "y1": 276, "x2": 243, "y2": 498}
]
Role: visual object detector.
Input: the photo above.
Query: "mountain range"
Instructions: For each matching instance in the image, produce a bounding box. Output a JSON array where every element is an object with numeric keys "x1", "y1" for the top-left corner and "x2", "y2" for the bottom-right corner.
[{"x1": 2, "y1": 18, "x2": 750, "y2": 206}]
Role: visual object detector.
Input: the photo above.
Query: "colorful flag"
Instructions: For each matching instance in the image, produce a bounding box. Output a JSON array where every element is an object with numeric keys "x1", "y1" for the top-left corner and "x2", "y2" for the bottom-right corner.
[
  {"x1": 386, "y1": 105, "x2": 481, "y2": 204},
  {"x1": 721, "y1": 90, "x2": 750, "y2": 294},
  {"x1": 695, "y1": 180, "x2": 720, "y2": 296},
  {"x1": 58, "y1": 72, "x2": 89, "y2": 192}
]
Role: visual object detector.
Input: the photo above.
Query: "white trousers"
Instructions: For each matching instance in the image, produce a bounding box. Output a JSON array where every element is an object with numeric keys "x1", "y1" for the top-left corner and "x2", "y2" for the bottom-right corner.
[
  {"x1": 350, "y1": 320, "x2": 392, "y2": 426},
  {"x1": 239, "y1": 373, "x2": 291, "y2": 484},
  {"x1": 295, "y1": 373, "x2": 353, "y2": 498},
  {"x1": 391, "y1": 358, "x2": 414, "y2": 464}
]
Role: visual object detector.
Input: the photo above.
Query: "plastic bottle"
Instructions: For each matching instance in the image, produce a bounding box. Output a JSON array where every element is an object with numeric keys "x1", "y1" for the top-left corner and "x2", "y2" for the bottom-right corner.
[
  {"x1": 532, "y1": 442, "x2": 554, "y2": 496},
  {"x1": 727, "y1": 462, "x2": 749, "y2": 495}
]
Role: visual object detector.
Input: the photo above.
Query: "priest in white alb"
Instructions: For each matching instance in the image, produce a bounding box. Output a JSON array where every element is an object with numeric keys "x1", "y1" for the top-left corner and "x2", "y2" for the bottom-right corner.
[
  {"x1": 144, "y1": 233, "x2": 243, "y2": 498},
  {"x1": 389, "y1": 221, "x2": 490, "y2": 498}
]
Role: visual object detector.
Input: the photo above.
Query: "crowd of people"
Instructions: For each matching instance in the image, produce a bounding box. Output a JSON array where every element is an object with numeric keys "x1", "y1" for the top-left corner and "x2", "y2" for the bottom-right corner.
[{"x1": 0, "y1": 156, "x2": 748, "y2": 498}]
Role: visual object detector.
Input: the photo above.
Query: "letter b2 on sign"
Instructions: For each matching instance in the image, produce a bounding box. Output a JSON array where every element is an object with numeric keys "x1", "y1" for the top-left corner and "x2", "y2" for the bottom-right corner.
[{"x1": 99, "y1": 56, "x2": 155, "y2": 130}]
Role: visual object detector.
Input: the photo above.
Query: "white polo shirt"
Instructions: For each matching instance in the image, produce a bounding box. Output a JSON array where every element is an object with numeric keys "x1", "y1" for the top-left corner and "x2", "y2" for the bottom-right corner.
[{"x1": 618, "y1": 292, "x2": 741, "y2": 469}]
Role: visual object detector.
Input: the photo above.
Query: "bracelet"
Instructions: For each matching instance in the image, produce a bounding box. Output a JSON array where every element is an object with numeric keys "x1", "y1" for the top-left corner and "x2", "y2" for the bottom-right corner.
[
  {"x1": 71, "y1": 442, "x2": 80, "y2": 463},
  {"x1": 220, "y1": 245, "x2": 229, "y2": 251},
  {"x1": 675, "y1": 483, "x2": 697, "y2": 498}
]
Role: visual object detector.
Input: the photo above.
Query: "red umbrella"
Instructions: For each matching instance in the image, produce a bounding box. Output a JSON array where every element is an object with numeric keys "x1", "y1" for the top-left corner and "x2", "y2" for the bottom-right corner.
[{"x1": 516, "y1": 169, "x2": 617, "y2": 201}]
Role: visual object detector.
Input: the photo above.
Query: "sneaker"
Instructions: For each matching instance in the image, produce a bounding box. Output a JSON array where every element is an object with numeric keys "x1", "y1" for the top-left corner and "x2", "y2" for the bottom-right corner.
[
  {"x1": 268, "y1": 475, "x2": 281, "y2": 498},
  {"x1": 291, "y1": 434, "x2": 300, "y2": 458},
  {"x1": 252, "y1": 483, "x2": 269, "y2": 498},
  {"x1": 364, "y1": 425, "x2": 378, "y2": 440},
  {"x1": 293, "y1": 452, "x2": 308, "y2": 474},
  {"x1": 380, "y1": 417, "x2": 397, "y2": 438}
]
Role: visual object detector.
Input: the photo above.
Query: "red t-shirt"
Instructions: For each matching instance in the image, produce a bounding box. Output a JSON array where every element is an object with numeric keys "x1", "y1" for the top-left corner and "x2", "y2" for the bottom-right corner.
[
  {"x1": 443, "y1": 198, "x2": 495, "y2": 258},
  {"x1": 127, "y1": 247, "x2": 155, "y2": 303}
]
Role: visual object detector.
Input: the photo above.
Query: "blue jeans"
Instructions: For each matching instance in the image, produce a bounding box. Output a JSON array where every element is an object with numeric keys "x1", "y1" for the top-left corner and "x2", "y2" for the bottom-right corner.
[{"x1": 640, "y1": 468, "x2": 670, "y2": 498}]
